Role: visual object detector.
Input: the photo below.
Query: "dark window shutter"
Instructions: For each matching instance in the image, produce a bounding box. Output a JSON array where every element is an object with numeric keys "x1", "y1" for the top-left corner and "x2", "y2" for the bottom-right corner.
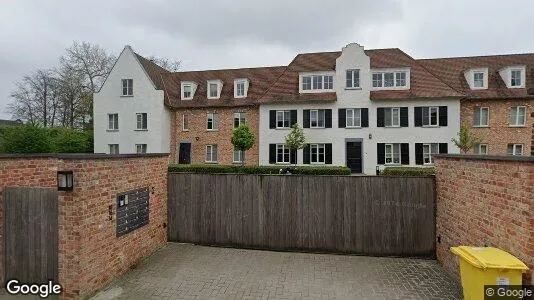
[
  {"x1": 269, "y1": 144, "x2": 276, "y2": 164},
  {"x1": 338, "y1": 109, "x2": 346, "y2": 128},
  {"x1": 401, "y1": 143, "x2": 409, "y2": 165},
  {"x1": 303, "y1": 109, "x2": 310, "y2": 128},
  {"x1": 439, "y1": 106, "x2": 448, "y2": 126},
  {"x1": 303, "y1": 144, "x2": 310, "y2": 164},
  {"x1": 377, "y1": 143, "x2": 385, "y2": 164},
  {"x1": 439, "y1": 143, "x2": 448, "y2": 154},
  {"x1": 415, "y1": 143, "x2": 424, "y2": 165},
  {"x1": 290, "y1": 110, "x2": 298, "y2": 126},
  {"x1": 361, "y1": 108, "x2": 369, "y2": 127},
  {"x1": 400, "y1": 107, "x2": 409, "y2": 127},
  {"x1": 414, "y1": 107, "x2": 422, "y2": 127},
  {"x1": 325, "y1": 109, "x2": 332, "y2": 128},
  {"x1": 290, "y1": 149, "x2": 297, "y2": 164},
  {"x1": 325, "y1": 143, "x2": 332, "y2": 164},
  {"x1": 269, "y1": 110, "x2": 276, "y2": 129},
  {"x1": 377, "y1": 108, "x2": 385, "y2": 127}
]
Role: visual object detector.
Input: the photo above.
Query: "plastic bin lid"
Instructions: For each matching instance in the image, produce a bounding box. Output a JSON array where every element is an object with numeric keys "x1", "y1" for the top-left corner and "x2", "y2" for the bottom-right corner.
[{"x1": 450, "y1": 246, "x2": 529, "y2": 271}]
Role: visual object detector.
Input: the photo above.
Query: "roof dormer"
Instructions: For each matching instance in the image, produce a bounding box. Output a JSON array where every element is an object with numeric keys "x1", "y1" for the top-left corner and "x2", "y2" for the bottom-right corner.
[
  {"x1": 370, "y1": 68, "x2": 411, "y2": 90},
  {"x1": 464, "y1": 68, "x2": 488, "y2": 90},
  {"x1": 207, "y1": 80, "x2": 223, "y2": 99},
  {"x1": 234, "y1": 78, "x2": 249, "y2": 98},
  {"x1": 499, "y1": 66, "x2": 526, "y2": 89},
  {"x1": 181, "y1": 81, "x2": 197, "y2": 100}
]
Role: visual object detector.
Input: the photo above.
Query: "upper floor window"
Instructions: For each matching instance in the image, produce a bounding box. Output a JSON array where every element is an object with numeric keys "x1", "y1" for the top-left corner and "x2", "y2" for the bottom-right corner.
[
  {"x1": 135, "y1": 144, "x2": 147, "y2": 154},
  {"x1": 310, "y1": 109, "x2": 325, "y2": 128},
  {"x1": 424, "y1": 107, "x2": 439, "y2": 126},
  {"x1": 473, "y1": 72, "x2": 484, "y2": 88},
  {"x1": 234, "y1": 79, "x2": 249, "y2": 98},
  {"x1": 473, "y1": 107, "x2": 489, "y2": 127},
  {"x1": 108, "y1": 113, "x2": 118, "y2": 130},
  {"x1": 372, "y1": 71, "x2": 407, "y2": 89},
  {"x1": 136, "y1": 113, "x2": 147, "y2": 130},
  {"x1": 511, "y1": 70, "x2": 522, "y2": 87},
  {"x1": 121, "y1": 79, "x2": 133, "y2": 96},
  {"x1": 507, "y1": 144, "x2": 523, "y2": 156},
  {"x1": 346, "y1": 70, "x2": 360, "y2": 89},
  {"x1": 207, "y1": 80, "x2": 222, "y2": 99},
  {"x1": 207, "y1": 113, "x2": 218, "y2": 130},
  {"x1": 276, "y1": 110, "x2": 291, "y2": 129},
  {"x1": 301, "y1": 74, "x2": 334, "y2": 91},
  {"x1": 509, "y1": 106, "x2": 526, "y2": 126},
  {"x1": 346, "y1": 108, "x2": 361, "y2": 127},
  {"x1": 233, "y1": 112, "x2": 246, "y2": 128},
  {"x1": 182, "y1": 114, "x2": 189, "y2": 131}
]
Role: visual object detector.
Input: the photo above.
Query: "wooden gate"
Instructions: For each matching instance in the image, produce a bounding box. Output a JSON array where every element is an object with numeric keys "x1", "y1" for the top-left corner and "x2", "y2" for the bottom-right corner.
[
  {"x1": 3, "y1": 187, "x2": 58, "y2": 283},
  {"x1": 168, "y1": 174, "x2": 436, "y2": 257}
]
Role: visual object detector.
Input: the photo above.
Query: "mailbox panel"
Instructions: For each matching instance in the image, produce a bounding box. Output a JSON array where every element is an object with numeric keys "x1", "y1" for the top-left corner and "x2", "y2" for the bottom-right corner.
[{"x1": 116, "y1": 187, "x2": 150, "y2": 237}]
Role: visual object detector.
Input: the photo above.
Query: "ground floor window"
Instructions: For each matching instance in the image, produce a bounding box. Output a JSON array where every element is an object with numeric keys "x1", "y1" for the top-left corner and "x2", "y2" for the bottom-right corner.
[
  {"x1": 276, "y1": 144, "x2": 290, "y2": 164},
  {"x1": 109, "y1": 144, "x2": 119, "y2": 154},
  {"x1": 233, "y1": 147, "x2": 244, "y2": 163},
  {"x1": 385, "y1": 143, "x2": 401, "y2": 164},
  {"x1": 507, "y1": 144, "x2": 522, "y2": 156},
  {"x1": 474, "y1": 143, "x2": 488, "y2": 155},
  {"x1": 422, "y1": 143, "x2": 439, "y2": 164},
  {"x1": 135, "y1": 144, "x2": 147, "y2": 154},
  {"x1": 310, "y1": 144, "x2": 325, "y2": 163},
  {"x1": 206, "y1": 144, "x2": 218, "y2": 162}
]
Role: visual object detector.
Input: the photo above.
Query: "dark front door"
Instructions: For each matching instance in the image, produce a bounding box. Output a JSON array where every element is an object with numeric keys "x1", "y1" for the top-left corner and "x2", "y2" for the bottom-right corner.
[
  {"x1": 178, "y1": 142, "x2": 191, "y2": 164},
  {"x1": 346, "y1": 141, "x2": 362, "y2": 173}
]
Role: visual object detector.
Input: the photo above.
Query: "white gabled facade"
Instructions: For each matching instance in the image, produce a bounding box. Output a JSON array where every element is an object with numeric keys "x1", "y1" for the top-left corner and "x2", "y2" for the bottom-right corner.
[
  {"x1": 259, "y1": 43, "x2": 461, "y2": 174},
  {"x1": 93, "y1": 46, "x2": 171, "y2": 154}
]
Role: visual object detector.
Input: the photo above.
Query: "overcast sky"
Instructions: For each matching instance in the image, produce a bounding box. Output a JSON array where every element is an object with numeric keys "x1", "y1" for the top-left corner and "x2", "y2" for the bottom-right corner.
[{"x1": 1, "y1": 0, "x2": 534, "y2": 119}]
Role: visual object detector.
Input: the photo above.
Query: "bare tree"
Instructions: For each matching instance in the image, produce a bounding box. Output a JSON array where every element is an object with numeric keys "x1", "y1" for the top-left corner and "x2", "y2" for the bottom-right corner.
[{"x1": 147, "y1": 56, "x2": 181, "y2": 71}]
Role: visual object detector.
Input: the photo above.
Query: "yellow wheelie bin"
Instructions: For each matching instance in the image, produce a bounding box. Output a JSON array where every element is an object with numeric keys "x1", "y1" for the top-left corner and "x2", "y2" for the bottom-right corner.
[{"x1": 451, "y1": 246, "x2": 529, "y2": 300}]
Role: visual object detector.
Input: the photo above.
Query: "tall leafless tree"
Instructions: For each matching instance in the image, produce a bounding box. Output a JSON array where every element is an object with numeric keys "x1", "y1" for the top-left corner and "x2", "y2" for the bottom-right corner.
[{"x1": 148, "y1": 56, "x2": 181, "y2": 71}]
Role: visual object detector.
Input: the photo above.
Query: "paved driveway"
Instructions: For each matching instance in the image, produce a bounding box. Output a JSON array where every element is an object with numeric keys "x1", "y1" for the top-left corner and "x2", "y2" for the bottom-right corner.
[{"x1": 91, "y1": 243, "x2": 462, "y2": 300}]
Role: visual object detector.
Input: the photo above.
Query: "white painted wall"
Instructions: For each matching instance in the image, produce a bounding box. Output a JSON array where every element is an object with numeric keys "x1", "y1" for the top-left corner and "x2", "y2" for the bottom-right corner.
[
  {"x1": 259, "y1": 43, "x2": 461, "y2": 174},
  {"x1": 93, "y1": 46, "x2": 171, "y2": 154}
]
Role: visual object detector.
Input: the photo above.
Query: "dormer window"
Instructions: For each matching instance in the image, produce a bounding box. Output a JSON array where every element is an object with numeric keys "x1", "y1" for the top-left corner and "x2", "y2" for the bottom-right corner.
[
  {"x1": 465, "y1": 68, "x2": 488, "y2": 89},
  {"x1": 181, "y1": 81, "x2": 197, "y2": 100},
  {"x1": 473, "y1": 72, "x2": 484, "y2": 88},
  {"x1": 499, "y1": 66, "x2": 525, "y2": 88},
  {"x1": 207, "y1": 80, "x2": 222, "y2": 99},
  {"x1": 300, "y1": 73, "x2": 335, "y2": 93},
  {"x1": 234, "y1": 79, "x2": 249, "y2": 98},
  {"x1": 511, "y1": 69, "x2": 522, "y2": 87},
  {"x1": 371, "y1": 69, "x2": 410, "y2": 90}
]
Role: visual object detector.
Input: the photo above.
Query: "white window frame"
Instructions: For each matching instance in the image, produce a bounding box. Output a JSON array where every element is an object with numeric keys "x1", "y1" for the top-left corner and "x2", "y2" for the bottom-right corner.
[
  {"x1": 385, "y1": 143, "x2": 401, "y2": 165},
  {"x1": 422, "y1": 107, "x2": 439, "y2": 127},
  {"x1": 181, "y1": 82, "x2": 196, "y2": 100},
  {"x1": 233, "y1": 147, "x2": 244, "y2": 163},
  {"x1": 371, "y1": 69, "x2": 410, "y2": 90},
  {"x1": 300, "y1": 72, "x2": 335, "y2": 93},
  {"x1": 384, "y1": 107, "x2": 400, "y2": 127},
  {"x1": 233, "y1": 112, "x2": 246, "y2": 129},
  {"x1": 473, "y1": 72, "x2": 484, "y2": 88},
  {"x1": 135, "y1": 144, "x2": 147, "y2": 154},
  {"x1": 310, "y1": 109, "x2": 325, "y2": 128},
  {"x1": 507, "y1": 144, "x2": 523, "y2": 156},
  {"x1": 182, "y1": 114, "x2": 189, "y2": 131},
  {"x1": 473, "y1": 107, "x2": 489, "y2": 127},
  {"x1": 234, "y1": 79, "x2": 249, "y2": 98},
  {"x1": 346, "y1": 69, "x2": 360, "y2": 89},
  {"x1": 121, "y1": 79, "x2": 133, "y2": 96},
  {"x1": 136, "y1": 113, "x2": 147, "y2": 130},
  {"x1": 276, "y1": 144, "x2": 291, "y2": 164},
  {"x1": 276, "y1": 110, "x2": 291, "y2": 129},
  {"x1": 346, "y1": 108, "x2": 362, "y2": 128},
  {"x1": 310, "y1": 144, "x2": 325, "y2": 164},
  {"x1": 510, "y1": 69, "x2": 522, "y2": 87},
  {"x1": 422, "y1": 143, "x2": 439, "y2": 165},
  {"x1": 108, "y1": 144, "x2": 119, "y2": 154},
  {"x1": 474, "y1": 143, "x2": 488, "y2": 155},
  {"x1": 205, "y1": 145, "x2": 218, "y2": 162},
  {"x1": 108, "y1": 113, "x2": 119, "y2": 131},
  {"x1": 207, "y1": 80, "x2": 222, "y2": 99},
  {"x1": 206, "y1": 113, "x2": 218, "y2": 131},
  {"x1": 509, "y1": 106, "x2": 526, "y2": 127}
]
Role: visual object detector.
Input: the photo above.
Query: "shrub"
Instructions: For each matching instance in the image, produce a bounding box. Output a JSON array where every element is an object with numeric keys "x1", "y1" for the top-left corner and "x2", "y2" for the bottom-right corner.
[
  {"x1": 168, "y1": 164, "x2": 351, "y2": 175},
  {"x1": 380, "y1": 167, "x2": 435, "y2": 176}
]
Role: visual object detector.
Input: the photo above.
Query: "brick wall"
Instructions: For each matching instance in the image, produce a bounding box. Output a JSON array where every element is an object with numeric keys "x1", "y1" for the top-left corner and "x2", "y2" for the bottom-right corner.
[
  {"x1": 461, "y1": 99, "x2": 534, "y2": 155},
  {"x1": 170, "y1": 106, "x2": 260, "y2": 165},
  {"x1": 435, "y1": 155, "x2": 534, "y2": 284},
  {"x1": 0, "y1": 153, "x2": 169, "y2": 299}
]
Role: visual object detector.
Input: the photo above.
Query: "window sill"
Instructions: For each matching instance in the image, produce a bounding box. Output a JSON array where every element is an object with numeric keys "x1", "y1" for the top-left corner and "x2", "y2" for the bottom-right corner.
[
  {"x1": 205, "y1": 161, "x2": 218, "y2": 164},
  {"x1": 134, "y1": 129, "x2": 148, "y2": 131},
  {"x1": 509, "y1": 125, "x2": 526, "y2": 128},
  {"x1": 106, "y1": 129, "x2": 119, "y2": 132},
  {"x1": 181, "y1": 98, "x2": 193, "y2": 101},
  {"x1": 275, "y1": 128, "x2": 290, "y2": 130},
  {"x1": 275, "y1": 162, "x2": 291, "y2": 165},
  {"x1": 182, "y1": 129, "x2": 190, "y2": 132},
  {"x1": 206, "y1": 129, "x2": 219, "y2": 132},
  {"x1": 345, "y1": 87, "x2": 362, "y2": 90},
  {"x1": 345, "y1": 126, "x2": 362, "y2": 129},
  {"x1": 120, "y1": 95, "x2": 134, "y2": 98},
  {"x1": 310, "y1": 162, "x2": 325, "y2": 165},
  {"x1": 422, "y1": 125, "x2": 440, "y2": 128},
  {"x1": 309, "y1": 127, "x2": 326, "y2": 129},
  {"x1": 384, "y1": 126, "x2": 402, "y2": 128},
  {"x1": 384, "y1": 163, "x2": 402, "y2": 166},
  {"x1": 207, "y1": 97, "x2": 220, "y2": 100},
  {"x1": 472, "y1": 125, "x2": 489, "y2": 128}
]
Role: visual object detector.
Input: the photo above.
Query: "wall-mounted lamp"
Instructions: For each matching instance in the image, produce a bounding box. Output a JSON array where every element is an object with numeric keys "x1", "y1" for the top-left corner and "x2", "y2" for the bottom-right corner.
[
  {"x1": 368, "y1": 133, "x2": 373, "y2": 140},
  {"x1": 57, "y1": 171, "x2": 74, "y2": 191},
  {"x1": 195, "y1": 137, "x2": 200, "y2": 141}
]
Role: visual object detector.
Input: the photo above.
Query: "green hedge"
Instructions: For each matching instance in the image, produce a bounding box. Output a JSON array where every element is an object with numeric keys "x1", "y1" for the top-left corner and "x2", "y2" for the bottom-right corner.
[
  {"x1": 380, "y1": 167, "x2": 435, "y2": 176},
  {"x1": 168, "y1": 164, "x2": 351, "y2": 175}
]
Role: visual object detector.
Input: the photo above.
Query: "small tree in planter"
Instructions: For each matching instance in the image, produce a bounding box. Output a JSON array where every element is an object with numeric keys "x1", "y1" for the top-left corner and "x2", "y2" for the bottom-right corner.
[
  {"x1": 452, "y1": 124, "x2": 480, "y2": 154},
  {"x1": 231, "y1": 124, "x2": 255, "y2": 165},
  {"x1": 284, "y1": 124, "x2": 306, "y2": 170}
]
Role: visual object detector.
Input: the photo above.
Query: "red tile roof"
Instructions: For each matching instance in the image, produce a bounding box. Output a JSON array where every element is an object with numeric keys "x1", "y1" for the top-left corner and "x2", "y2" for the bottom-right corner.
[
  {"x1": 418, "y1": 54, "x2": 534, "y2": 99},
  {"x1": 135, "y1": 53, "x2": 170, "y2": 90}
]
